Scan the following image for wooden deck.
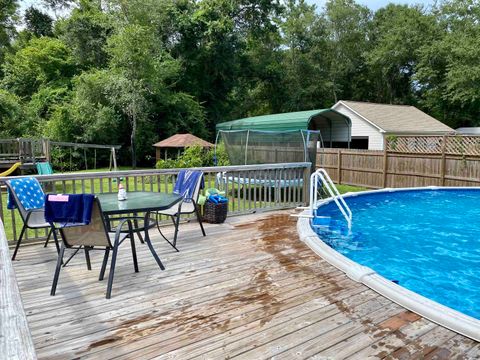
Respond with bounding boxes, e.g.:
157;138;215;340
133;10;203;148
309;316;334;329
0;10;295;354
12;211;480;359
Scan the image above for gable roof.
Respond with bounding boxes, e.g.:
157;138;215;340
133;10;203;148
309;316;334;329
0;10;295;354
153;134;213;148
335;101;454;134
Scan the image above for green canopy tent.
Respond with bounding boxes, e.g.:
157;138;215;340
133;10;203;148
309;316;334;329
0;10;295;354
215;109;352;170
216;108;352;148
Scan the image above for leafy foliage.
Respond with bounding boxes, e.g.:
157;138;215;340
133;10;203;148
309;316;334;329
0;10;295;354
155;144;229;169
24;6;54;37
1;0;479;168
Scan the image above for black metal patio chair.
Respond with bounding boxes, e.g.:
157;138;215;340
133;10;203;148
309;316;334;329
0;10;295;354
50;197;138;299
155;170;206;252
5;178;59;260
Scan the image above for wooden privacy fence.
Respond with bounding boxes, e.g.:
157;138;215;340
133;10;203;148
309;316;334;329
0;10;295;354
0;163;310;244
317;135;480;189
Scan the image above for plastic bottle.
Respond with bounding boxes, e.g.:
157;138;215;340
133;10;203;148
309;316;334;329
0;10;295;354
118;183;127;201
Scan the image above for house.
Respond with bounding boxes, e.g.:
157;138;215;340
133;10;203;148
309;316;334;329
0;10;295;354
332;101;455;150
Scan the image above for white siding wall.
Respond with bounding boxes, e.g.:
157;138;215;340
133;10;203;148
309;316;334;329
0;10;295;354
332;103;385;150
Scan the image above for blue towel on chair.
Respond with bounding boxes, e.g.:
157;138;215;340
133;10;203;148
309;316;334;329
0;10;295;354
173;170;204;202
44;194;95;225
7;177;45;210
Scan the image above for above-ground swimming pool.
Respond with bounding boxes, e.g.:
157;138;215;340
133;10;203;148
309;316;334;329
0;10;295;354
313;188;480;320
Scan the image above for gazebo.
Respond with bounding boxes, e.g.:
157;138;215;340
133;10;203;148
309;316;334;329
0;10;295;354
153;133;214;161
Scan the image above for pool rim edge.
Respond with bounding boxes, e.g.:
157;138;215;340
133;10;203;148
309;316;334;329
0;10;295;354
297;185;480;343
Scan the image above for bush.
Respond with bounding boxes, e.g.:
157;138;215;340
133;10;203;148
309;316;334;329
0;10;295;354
155;143;230;169
211;142;230;166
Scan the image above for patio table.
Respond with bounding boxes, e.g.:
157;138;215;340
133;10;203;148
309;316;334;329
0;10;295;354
97;191;182;270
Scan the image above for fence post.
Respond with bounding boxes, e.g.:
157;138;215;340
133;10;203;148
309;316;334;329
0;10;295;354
17;138;23;162
383;135;388;188
337;149;342;184
303;165;310;206
440;135;447;186
43;138;51;162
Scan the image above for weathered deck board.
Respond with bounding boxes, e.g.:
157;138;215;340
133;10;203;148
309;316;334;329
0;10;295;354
11;211;479;359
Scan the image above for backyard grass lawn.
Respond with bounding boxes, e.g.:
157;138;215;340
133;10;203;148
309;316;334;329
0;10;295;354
336;184;367;194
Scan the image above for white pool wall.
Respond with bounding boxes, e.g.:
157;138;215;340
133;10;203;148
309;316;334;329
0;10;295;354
297;186;480;342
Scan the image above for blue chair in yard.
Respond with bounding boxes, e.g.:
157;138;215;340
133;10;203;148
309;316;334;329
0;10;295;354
155;170;206;251
6;177;59;260
46;194;138;299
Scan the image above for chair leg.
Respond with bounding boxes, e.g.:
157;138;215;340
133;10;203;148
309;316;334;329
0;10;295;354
50;244;66;296
44;227;53;247
11;224;26;260
133;213;144;244
52;228;61;255
106;242;120;299
144;213;166;270
130;232;139;273
171;213;181;250
84;247;92;271
156;214;180;252
194;202;206;237
99;249;110;281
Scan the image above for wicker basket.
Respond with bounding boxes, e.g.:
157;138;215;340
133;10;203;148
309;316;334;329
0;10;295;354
203;201;228;223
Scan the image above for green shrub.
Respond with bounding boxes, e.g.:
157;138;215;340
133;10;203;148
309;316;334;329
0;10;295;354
210;142;230;166
155;143;230;169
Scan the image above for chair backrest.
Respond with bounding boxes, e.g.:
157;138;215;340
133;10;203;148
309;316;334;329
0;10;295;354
192;173;203;202
5;178;45;221
173;170;204;202
59;198;111;248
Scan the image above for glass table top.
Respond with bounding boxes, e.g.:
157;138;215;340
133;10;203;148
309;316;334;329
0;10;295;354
97;192;182;214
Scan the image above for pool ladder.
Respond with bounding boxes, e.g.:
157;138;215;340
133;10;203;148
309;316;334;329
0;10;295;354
309;169;352;229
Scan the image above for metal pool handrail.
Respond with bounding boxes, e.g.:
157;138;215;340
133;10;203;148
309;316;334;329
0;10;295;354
310;168;352;229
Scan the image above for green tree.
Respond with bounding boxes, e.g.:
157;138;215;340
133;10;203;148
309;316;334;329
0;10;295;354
56;0;112;69
366;4;436;104
0;89;23;136
0;0;18;77
42;0;73;18
324;0;371;102
1;37;75;98
24;6;54;37
278;0;332;111
416;0;480;127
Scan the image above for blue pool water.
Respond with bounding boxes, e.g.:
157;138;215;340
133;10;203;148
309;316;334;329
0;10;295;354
313;189;480;320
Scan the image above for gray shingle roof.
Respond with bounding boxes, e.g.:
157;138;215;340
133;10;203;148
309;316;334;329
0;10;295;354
340;101;454;133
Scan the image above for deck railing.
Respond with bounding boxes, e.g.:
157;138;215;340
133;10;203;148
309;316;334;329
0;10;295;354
0;218;37;359
0;162;311;243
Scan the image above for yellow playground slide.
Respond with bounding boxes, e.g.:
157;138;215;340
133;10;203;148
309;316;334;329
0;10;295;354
0;162;21;177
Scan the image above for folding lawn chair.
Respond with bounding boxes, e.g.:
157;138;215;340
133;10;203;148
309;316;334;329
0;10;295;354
155;170;206;251
6;177;59;260
48;196;138;299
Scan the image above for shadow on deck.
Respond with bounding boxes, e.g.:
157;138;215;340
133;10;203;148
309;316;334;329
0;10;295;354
12;211;480;359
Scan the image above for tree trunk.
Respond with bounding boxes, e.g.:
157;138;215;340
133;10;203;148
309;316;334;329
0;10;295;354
130;113;137;169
